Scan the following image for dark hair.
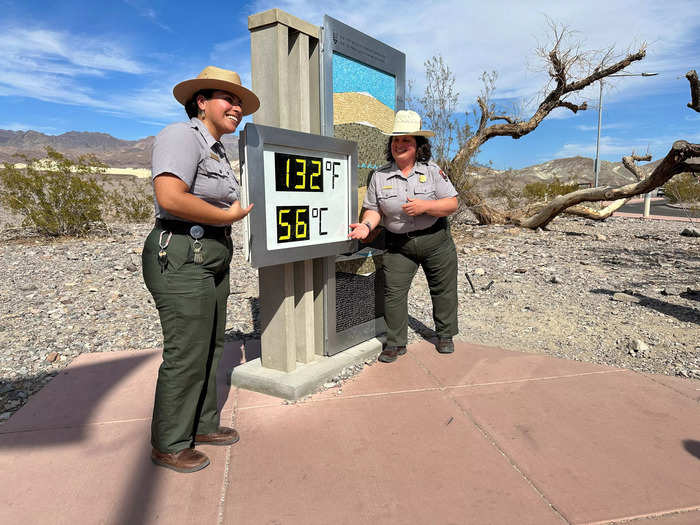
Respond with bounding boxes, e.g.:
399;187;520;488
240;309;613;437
385;135;432;163
185;89;215;119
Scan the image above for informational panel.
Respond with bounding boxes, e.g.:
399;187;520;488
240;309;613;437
240;123;358;268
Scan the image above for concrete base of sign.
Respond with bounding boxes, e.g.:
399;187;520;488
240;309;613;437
229;337;384;400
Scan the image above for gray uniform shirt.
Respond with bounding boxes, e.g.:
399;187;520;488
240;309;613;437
362;160;458;234
151;117;239;224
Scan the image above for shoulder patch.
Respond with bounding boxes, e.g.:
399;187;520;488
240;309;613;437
439;169;448;181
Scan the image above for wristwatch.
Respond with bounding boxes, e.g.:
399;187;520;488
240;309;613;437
362;221;373;231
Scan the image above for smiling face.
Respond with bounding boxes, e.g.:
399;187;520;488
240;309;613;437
198;90;243;140
391;135;418;169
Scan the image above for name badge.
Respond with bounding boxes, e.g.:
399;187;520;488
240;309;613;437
209;152;220;162
382;185;393;190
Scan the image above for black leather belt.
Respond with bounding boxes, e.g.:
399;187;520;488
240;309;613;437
155;218;231;238
386;217;447;241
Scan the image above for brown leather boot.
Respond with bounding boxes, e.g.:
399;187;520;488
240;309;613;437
436;337;454;354
194;426;240;446
378;346;406;363
151;447;210;473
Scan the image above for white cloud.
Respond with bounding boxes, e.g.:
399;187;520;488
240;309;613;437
0;70;103;107
0;26;152;112
0;25;187;122
210;37;253;87
0;28;145;75
107;86;182;122
553;130;700;160
123;0;172;32
576;123;632;132
0;122;59;133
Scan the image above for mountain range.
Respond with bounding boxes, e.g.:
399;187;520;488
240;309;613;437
0;129;239;168
0;129;655;187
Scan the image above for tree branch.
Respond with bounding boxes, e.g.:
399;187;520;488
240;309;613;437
687;70;700;112
621;154;652;181
557;101;588;113
490;114;520;124
677;161;700;173
549;49;567;89
516;141;700;229
476;97;489;134
564;199;630;220
564;49;646;93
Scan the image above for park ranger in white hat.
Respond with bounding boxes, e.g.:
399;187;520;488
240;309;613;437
349;110;460;363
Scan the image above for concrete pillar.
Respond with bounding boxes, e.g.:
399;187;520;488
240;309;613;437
249;9;323;370
643;192;651;218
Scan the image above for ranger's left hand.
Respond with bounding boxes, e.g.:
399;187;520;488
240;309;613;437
401;198;428;216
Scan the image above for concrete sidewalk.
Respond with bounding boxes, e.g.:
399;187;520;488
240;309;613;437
1;340;699;524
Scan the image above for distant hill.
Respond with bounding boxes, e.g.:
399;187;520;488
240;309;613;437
0;128;657;187
502;156;659;188
0;129;239;168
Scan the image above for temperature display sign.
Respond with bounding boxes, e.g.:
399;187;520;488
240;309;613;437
239;124;357;268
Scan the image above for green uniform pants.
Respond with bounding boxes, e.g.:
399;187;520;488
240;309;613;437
142;227;233;453
383;225;458;347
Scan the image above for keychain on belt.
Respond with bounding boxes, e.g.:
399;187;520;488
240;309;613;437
189;225;205;264
158;230;172;273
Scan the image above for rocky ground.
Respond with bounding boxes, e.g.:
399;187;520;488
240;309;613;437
1;214;698;422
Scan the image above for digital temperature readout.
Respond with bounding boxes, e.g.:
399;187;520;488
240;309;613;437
276;205;309;242
274;153;323;192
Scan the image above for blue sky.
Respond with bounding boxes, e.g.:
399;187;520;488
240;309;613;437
1;0;698;169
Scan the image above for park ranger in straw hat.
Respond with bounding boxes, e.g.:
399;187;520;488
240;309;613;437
350;110;460;363
143;66;259;473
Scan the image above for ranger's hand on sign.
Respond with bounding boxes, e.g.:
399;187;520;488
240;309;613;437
348;209;380;240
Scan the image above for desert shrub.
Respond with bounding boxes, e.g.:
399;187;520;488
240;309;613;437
663;173;700;204
0;148;107;236
107;182;153;223
488;169;522;208
523;177;579;202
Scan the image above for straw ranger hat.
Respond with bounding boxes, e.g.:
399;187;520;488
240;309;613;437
173;66;260;116
382;110;434;137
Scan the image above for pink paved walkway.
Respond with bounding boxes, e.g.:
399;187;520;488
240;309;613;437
1;341;699;525
613;211;694;221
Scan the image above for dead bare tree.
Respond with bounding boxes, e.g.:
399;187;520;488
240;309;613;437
443;22;653;225
413;22;699;228
687;70;700;112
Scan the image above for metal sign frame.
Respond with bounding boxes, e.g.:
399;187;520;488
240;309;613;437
239;123;358;268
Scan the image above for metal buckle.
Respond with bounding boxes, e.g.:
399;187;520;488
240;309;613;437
189;225;204;239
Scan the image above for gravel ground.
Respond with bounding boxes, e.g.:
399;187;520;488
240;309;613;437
1;214;698;422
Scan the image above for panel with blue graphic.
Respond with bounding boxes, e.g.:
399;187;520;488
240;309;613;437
332;53;396;110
